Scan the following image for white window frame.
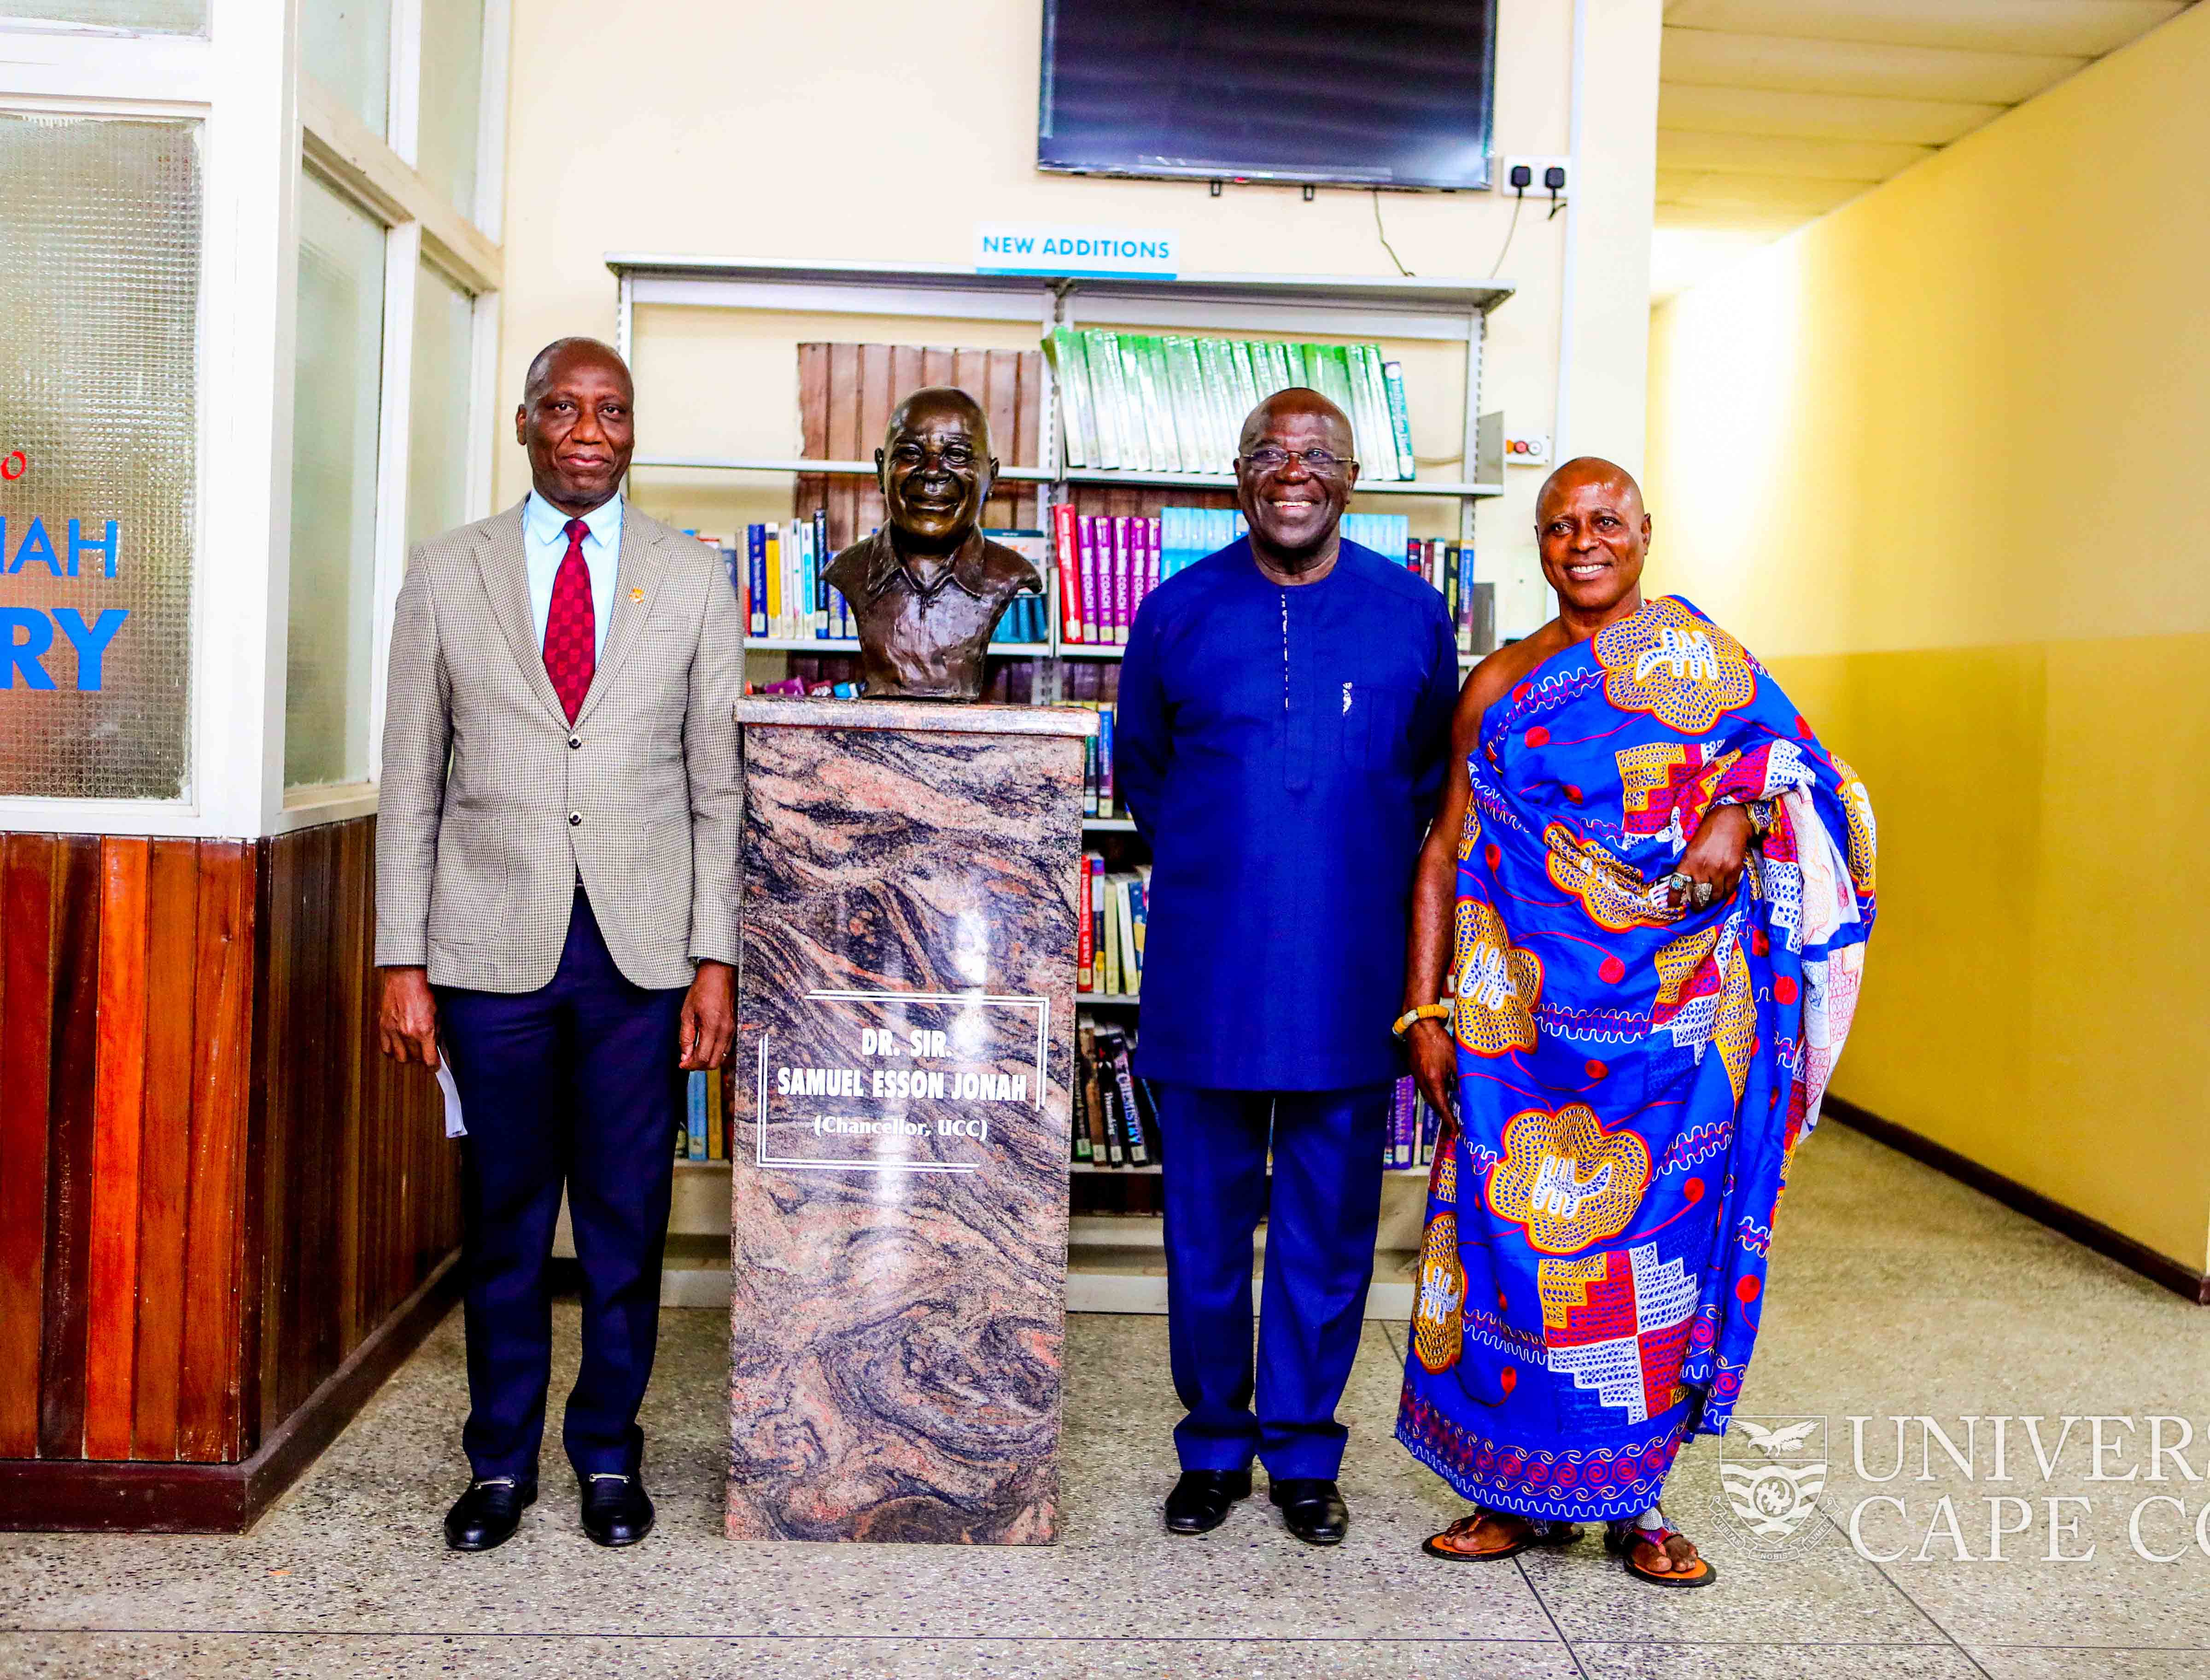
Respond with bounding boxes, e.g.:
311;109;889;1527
0;0;506;840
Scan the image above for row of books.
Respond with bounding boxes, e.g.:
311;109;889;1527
1073;699;1117;818
710;521;1056;646
1043;328;1421;480
1051;507;1413;646
1079;854;1148;996
1405;538;1500;656
677;1067;729;1161
1071;1015;1161;1167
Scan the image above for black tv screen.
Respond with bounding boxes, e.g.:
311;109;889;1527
1037;0;1499;192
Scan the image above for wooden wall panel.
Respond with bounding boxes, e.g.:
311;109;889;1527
132;839;202;1460
177;840;252;1462
39;834;100;1459
83;838;151;1459
0;817;455;1490
0;834;56;1457
254;819;453;1442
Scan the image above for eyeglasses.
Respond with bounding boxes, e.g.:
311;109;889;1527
1240;445;1352;475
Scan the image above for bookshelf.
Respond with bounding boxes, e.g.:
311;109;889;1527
610;256;1512;1311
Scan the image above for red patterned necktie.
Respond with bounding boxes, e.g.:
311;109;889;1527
543;517;596;723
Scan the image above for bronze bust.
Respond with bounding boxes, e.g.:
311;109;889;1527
821;386;1044;701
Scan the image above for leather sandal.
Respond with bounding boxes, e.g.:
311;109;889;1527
1605;1516;1719;1587
1422;1508;1580;1562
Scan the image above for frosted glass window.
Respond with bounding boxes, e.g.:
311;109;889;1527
415;0;487;218
407;265;475;548
301;0;393;139
1;0;206;29
0;114;201;802
286;171;386;790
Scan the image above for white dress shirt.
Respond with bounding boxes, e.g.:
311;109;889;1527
522;490;623;665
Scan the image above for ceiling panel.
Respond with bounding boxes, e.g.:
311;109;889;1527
1655;170;1869;216
1658;83;2004;145
1663;0;2185;58
1658;129;1935;180
1662;29;2087;103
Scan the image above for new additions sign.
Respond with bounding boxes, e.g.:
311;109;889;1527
973;223;1178;279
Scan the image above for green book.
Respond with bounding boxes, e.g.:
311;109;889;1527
1259;340;1293;397
1083;329;1127;471
1168;336;1215;473
1228;339;1262;421
1044;328;1093;470
1194;337;1236;472
1381;358;1419;480
1115;333;1152;471
1352;344;1396;477
1310;344;1357;420
1137;335;1179;471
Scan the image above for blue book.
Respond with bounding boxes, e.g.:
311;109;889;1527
745;524;767;637
686;1071;707;1161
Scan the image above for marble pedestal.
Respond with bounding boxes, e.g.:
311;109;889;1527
727;697;1095;1545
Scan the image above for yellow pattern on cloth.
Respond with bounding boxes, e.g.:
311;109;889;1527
1412;1213;1466;1373
1486;1103;1650;1254
1594;597;1758;734
1545;823;1672;932
1538;1254;1612;1331
1453;898;1542;1056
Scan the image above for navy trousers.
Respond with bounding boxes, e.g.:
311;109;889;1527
1157;1082;1392;1481
435;888;686;1482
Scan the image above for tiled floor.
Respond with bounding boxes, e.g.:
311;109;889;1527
5;1125;2207;1679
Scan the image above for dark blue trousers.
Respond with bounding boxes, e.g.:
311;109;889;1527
1157;1082;1392;1481
435;889;686;1483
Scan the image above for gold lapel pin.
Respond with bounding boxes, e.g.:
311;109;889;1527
629;587;644;603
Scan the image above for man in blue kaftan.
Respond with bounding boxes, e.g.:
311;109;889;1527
1116;389;1459;1546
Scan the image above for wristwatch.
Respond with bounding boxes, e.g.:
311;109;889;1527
1392;1001;1452;1038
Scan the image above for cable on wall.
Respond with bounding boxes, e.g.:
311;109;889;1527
1371;189;1414;277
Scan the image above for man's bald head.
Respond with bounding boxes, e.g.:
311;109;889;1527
1536;456;1644;526
523;336;631;405
1237;386;1353;457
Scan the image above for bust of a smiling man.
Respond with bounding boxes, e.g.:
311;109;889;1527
821;386;1043;701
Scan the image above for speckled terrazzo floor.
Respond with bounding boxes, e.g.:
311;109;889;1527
4;1125;2207;1680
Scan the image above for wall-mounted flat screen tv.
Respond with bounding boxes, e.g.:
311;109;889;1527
1037;0;1500;192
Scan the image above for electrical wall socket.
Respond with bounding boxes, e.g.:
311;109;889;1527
1501;156;1571;200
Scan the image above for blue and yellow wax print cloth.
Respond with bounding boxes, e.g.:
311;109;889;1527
1396;596;1876;1522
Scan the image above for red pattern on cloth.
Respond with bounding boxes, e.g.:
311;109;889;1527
544;517;596;722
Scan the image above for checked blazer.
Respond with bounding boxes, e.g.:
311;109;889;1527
374;497;744;992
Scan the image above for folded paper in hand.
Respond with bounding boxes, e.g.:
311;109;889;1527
436;1060;466;1139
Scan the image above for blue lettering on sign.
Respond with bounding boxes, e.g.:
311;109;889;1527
9;516;61;577
0;608;56;690
69;519;119;578
53;608;129;690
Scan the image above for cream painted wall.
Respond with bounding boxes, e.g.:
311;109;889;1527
1646;7;2210;1271
494;0;1661;637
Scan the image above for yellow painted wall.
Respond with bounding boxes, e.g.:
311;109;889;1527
1646;8;2210;1272
494;0;1661;637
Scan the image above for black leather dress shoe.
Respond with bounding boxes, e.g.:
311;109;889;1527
1164;1468;1252;1534
1270;1477;1350;1546
444;1478;536;1552
579;1472;655;1547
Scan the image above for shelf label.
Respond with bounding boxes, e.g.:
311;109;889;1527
751;987;1048;1175
975;223;1178;279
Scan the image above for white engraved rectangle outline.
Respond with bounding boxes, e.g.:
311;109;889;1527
753;987;1050;1176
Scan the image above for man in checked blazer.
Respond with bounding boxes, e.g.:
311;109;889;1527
374;337;743;1553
